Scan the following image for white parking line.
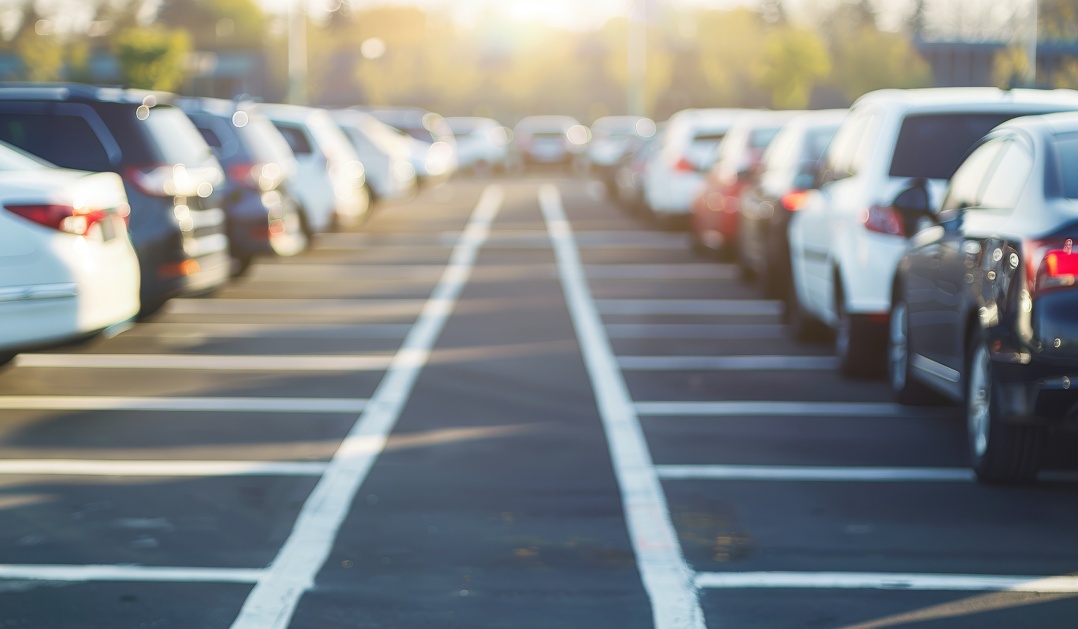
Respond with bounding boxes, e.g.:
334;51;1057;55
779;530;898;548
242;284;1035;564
540;184;704;628
15;354;394;371
605;323;787;340
0;460;328;477
125;322;412;340
655;465;975;482
586;264;738;280
618;355;838;371
694;572;1078;592
231;184;505;629
597;299;782;316
635;401;928;417
0;396;367;413
0;565;264;583
165;298;425;316
246;264;445;281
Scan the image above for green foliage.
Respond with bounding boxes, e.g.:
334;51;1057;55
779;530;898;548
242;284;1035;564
155;0;265;50
829;26;932;101
113;27;190;91
753;27;831;109
16;31;64;81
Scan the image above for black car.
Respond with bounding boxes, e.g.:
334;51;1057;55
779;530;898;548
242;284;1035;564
737;110;845;297
0;84;230;314
889;112;1078;482
180;98;309;272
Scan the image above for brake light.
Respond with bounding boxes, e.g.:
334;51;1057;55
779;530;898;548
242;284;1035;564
1025;238;1078;294
227;162;283;192
780;190;810;211
674;157;696;173
6;204;110;237
123;164;178;197
860;204;904;236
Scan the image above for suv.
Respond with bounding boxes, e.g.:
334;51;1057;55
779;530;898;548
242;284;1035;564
0;84;230;314
180;98;309;271
787;88;1078;376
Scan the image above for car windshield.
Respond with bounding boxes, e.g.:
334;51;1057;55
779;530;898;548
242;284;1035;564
889;112;1026;180
1056;135;1078;199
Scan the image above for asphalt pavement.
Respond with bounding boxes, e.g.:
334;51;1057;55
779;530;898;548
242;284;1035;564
2;174;1078;628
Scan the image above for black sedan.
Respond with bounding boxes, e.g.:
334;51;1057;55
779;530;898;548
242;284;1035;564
889;112;1078;483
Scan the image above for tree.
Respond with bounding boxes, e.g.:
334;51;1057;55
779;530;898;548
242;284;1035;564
113;27;190;91
752;26;830;108
155;0;264;50
829;26;932;101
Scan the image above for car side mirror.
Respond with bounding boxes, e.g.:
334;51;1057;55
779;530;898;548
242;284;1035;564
892;177;932;236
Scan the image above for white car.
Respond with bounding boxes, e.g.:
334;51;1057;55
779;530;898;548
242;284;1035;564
332;109;418;203
0;144;140;364
788;87;1078;375
445;116;510;172
255;103;370;232
512;115;589;168
643;108;753;224
365;107;457;184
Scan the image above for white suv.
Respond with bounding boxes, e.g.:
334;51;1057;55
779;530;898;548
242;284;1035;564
787;88;1078;376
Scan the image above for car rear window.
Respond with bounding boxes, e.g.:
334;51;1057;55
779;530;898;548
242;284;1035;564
889;113;1024;180
139;106;214;165
749;127;780;149
804;125;839;161
236;116;295;165
273;123;313;156
1055;136;1078;199
0;112;111;172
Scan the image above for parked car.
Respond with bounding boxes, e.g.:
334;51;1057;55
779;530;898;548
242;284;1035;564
364;107;457;184
690;110;797;257
889;112;1078;482
445;116;510;174
0;141;140;364
737;110;846;297
787;88;1078;375
0;84;231;314
643;108;753;227
588;115;656;195
255;103;370;232
332;109;418;202
614;129;664;213
512;115;589;169
180;98;309;271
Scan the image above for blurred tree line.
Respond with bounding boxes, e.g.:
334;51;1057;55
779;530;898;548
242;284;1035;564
0;0;1076;122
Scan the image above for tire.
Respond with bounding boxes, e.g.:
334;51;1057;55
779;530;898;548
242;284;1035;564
888;297;944;405
0;352;15;367
269;203;310;258
966;332;1045;483
835;295;885;378
688;227;710;256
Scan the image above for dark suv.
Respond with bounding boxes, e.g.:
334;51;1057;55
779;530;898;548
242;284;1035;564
0;84;230;314
179;97;309;272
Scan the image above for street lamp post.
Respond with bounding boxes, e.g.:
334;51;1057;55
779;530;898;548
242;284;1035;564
628;0;646;116
1025;0;1038;86
288;0;308;105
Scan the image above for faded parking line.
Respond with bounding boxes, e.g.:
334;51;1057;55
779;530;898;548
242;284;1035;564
0;396;367;413
15;353;394;371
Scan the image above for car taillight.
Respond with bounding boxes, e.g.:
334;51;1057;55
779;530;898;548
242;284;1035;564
123;164;176;197
780;190;810;211
227;162;283;192
860;204;904;236
5;204;111;237
1025;238;1078;294
674;157;696;173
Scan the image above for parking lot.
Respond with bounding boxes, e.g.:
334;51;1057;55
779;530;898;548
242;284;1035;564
2;173;1078;628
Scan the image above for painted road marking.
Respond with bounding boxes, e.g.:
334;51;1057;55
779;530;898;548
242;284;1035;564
0;396;367;413
540;184;704;629
0;565;263;583
231;184;505;629
605;323;787;340
694;572;1078;592
0;460;327;477
15;354;394;371
246;264;445;282
597;299;782;316
165;298;425;316
618;355;838;371
585;264;738;280
657;465;1078;482
635;401;934;417
125;322;412;340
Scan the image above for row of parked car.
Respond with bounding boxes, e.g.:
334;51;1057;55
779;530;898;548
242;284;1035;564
605;88;1078;483
0;83;524;366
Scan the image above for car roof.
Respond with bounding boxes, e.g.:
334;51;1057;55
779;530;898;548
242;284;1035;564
854;87;1078;111
1003;111;1078;136
0;82;175;106
514;115;580;130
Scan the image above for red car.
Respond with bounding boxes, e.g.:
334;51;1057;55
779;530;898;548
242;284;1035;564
690;111;797;258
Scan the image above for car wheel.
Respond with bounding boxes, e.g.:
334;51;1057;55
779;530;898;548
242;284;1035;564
835;295;884;378
888;297;942;405
786;281;828;341
0;352;15;367
966;332;1044;483
270;203;310;258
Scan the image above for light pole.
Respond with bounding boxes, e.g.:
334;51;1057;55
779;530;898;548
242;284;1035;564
628;0;646;116
287;0;308;105
1025;0;1038;86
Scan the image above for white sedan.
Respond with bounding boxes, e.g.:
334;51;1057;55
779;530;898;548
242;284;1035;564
0;144;140;364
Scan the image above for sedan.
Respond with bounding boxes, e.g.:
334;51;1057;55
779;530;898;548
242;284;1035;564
889;112;1078;482
0;143;139;364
